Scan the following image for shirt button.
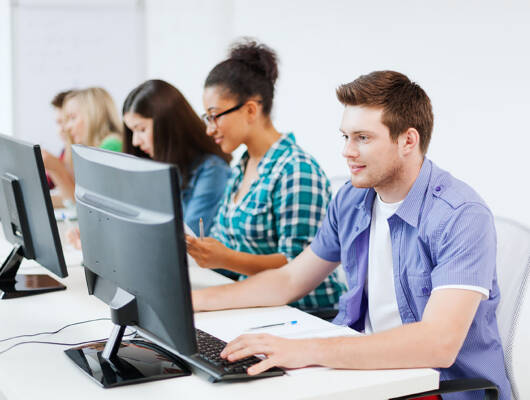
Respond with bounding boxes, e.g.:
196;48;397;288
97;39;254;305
435;186;441;192
355;226;359;232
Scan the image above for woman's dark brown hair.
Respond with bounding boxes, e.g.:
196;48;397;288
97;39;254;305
122;79;231;188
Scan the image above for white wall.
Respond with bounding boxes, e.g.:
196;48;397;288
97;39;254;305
0;0;12;135
11;0;146;154
146;0;530;226
145;0;234;113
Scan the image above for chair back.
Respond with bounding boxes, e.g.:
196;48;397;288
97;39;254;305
494;216;530;400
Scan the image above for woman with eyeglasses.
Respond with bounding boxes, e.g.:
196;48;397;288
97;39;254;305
186;40;346;312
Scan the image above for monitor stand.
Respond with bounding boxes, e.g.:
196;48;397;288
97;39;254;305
64;324;191;388
0;244;66;299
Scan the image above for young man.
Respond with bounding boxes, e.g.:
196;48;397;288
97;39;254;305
192;71;510;400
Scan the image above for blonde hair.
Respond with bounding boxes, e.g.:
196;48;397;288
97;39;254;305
65;87;122;147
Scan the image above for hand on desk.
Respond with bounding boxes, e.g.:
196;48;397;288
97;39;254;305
220;334;313;375
185;235;231;269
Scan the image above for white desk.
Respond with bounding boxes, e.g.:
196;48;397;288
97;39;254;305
0;232;439;400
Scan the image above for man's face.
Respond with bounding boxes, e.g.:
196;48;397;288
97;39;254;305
340;106;403;190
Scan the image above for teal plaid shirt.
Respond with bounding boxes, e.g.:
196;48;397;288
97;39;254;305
210;133;346;310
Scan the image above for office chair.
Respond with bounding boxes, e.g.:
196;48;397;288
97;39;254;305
391;216;530;400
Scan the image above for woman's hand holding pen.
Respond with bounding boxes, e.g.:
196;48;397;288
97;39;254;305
185;235;232;269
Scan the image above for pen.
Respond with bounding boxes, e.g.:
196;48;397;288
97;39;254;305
248;320;298;330
199;218;204;240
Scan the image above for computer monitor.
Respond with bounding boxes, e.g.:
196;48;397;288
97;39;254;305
0;133;68;299
65;145;193;387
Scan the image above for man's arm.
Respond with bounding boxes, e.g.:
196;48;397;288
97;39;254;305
192;246;339;311
221;288;483;375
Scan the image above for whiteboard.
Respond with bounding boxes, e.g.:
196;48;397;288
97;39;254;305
12;0;146;153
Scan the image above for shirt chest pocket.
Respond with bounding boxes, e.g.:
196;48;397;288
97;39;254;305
406;274;433;320
407;274;433;297
237;201;273;240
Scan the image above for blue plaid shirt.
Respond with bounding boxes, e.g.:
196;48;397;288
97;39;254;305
311;158;510;400
210;133;346;310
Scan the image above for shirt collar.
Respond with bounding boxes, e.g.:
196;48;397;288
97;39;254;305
260;132;295;175
236;132;296;177
394;158;432;228
357;158;432;228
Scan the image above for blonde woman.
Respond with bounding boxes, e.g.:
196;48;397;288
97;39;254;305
42;87;123;206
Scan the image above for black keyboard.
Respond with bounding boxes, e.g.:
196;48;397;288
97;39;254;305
194;328;285;381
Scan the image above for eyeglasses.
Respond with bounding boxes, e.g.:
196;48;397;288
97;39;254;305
201;103;244;127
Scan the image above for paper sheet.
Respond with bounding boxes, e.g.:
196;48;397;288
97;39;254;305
196;306;361;343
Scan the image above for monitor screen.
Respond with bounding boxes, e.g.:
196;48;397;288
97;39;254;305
66;144;194;387
0;133;67;299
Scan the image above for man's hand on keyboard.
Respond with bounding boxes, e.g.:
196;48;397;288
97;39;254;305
220;334;313;375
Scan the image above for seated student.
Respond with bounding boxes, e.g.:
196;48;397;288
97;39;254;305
45;90;74;191
121;79;232;236
67;79;232;248
192;71;511;400
42;87;123;206
186;40;346;311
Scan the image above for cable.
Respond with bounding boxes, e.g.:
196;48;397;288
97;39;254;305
0;329;137;356
0;318;110;343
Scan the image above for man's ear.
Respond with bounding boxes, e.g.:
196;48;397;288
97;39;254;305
398;127;420;157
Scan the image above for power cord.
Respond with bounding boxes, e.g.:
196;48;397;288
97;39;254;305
0;318;137;356
0;317;110;343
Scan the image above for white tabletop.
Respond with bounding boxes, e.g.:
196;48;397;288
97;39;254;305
0;229;439;400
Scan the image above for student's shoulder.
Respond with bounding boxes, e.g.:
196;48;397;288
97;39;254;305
276;137;326;176
424;163;494;233
99;134;122;152
193;154;232;179
430;163;490;212
198;153;230;169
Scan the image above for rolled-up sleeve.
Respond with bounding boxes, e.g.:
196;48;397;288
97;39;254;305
311;192;342;262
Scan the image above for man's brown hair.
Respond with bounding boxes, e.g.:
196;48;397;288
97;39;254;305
50;90;73;108
336;71;433;154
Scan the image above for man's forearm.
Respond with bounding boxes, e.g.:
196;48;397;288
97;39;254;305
309;321;457;370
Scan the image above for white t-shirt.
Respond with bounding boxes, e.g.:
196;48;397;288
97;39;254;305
364;194;489;335
364;194;403;334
